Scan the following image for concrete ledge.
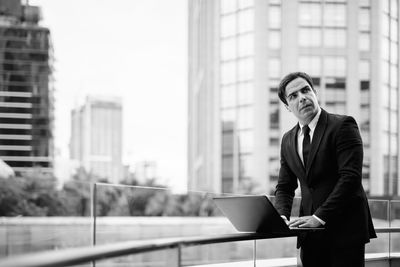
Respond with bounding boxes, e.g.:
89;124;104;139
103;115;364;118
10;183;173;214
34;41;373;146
188;253;400;267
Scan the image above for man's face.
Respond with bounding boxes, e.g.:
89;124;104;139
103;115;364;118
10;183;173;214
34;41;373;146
285;77;320;125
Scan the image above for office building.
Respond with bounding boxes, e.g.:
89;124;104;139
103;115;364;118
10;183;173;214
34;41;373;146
0;0;54;175
70;95;123;183
188;0;399;196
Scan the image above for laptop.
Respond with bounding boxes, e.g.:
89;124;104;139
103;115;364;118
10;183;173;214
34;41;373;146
213;195;323;234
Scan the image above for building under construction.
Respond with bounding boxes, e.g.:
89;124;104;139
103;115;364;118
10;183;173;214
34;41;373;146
0;0;54;175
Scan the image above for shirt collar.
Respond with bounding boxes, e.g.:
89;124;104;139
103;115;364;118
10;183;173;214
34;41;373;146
299;108;321;134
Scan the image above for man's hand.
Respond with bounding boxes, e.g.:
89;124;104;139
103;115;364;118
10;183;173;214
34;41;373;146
288;216;322;228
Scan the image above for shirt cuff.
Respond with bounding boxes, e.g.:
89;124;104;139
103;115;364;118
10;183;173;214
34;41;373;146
280;215;288;221
312;215;326;225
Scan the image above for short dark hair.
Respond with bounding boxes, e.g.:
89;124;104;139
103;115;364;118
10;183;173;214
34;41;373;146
278;72;315;105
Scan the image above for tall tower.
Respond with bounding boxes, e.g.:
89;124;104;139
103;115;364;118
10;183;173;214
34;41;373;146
70;96;123;183
0;0;54;175
188;0;400;196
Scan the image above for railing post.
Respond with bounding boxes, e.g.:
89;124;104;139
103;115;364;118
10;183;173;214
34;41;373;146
253;240;256;267
91;182;97;267
178;244;182;267
388;200;391;260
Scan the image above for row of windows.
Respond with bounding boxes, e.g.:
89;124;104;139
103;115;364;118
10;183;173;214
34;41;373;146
221;33;254;60
221;106;253;130
221;9;254;38
221;82;254;108
299;2;347;27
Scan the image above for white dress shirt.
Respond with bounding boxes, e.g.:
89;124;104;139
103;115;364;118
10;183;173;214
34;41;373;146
297;108;325;226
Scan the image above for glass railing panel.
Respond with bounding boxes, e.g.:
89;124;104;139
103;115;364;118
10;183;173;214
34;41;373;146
181;241;254;266
255;195;299;265
0;177;92;259
366;199;390;257
93;185;233;246
95;248;180;267
390;200;400;256
93;184;246;266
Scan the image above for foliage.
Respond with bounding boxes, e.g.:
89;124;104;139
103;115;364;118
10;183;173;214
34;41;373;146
0;173;220;217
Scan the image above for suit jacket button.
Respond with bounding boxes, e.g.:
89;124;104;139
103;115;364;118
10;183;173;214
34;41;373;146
309;187;314;193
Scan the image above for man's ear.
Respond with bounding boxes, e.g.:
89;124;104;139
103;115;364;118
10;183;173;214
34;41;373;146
284;104;291;112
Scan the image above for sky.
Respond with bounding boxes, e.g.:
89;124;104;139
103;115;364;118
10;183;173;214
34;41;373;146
30;0;188;192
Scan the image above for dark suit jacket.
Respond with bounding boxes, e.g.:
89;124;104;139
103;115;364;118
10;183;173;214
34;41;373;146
275;109;376;248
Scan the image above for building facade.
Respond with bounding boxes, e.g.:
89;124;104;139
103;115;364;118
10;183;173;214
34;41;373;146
70;96;123;183
0;0;54;175
188;0;400;196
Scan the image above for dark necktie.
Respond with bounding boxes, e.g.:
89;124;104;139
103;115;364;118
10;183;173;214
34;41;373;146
302;125;310;168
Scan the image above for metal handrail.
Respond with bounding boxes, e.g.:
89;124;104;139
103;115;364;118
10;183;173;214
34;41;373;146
0;227;399;267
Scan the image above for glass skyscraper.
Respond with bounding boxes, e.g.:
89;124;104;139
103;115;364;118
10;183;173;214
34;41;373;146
0;1;54;175
188;0;400;196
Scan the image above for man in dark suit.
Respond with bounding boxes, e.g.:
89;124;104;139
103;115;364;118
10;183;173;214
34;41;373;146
275;72;376;267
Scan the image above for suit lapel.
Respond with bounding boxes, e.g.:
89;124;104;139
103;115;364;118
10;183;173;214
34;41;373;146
306;109;328;176
288;125;306;179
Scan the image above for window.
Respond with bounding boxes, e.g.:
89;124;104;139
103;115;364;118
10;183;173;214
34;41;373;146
221;84;236;108
222;132;234;155
221;14;236;38
237;106;253;130
222;156;233;178
299;3;321;26
239;154;254;178
324;57;346;77
323;28;346;48
238;9;254;34
269;5;281;29
221;38;236;61
221;0;237;14
324;3;346;27
238;0;254;9
268;58;281;78
359;9;370;31
238;57;254;81
298;28;321;47
238;130;253;153
238;33;254;57
238;82;254;105
359;60;370;80
359;32;370;51
269;30;281;49
299;56;322;76
221;61;236;85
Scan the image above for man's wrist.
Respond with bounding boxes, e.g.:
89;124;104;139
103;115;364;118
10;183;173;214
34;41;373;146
312;214;325;225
